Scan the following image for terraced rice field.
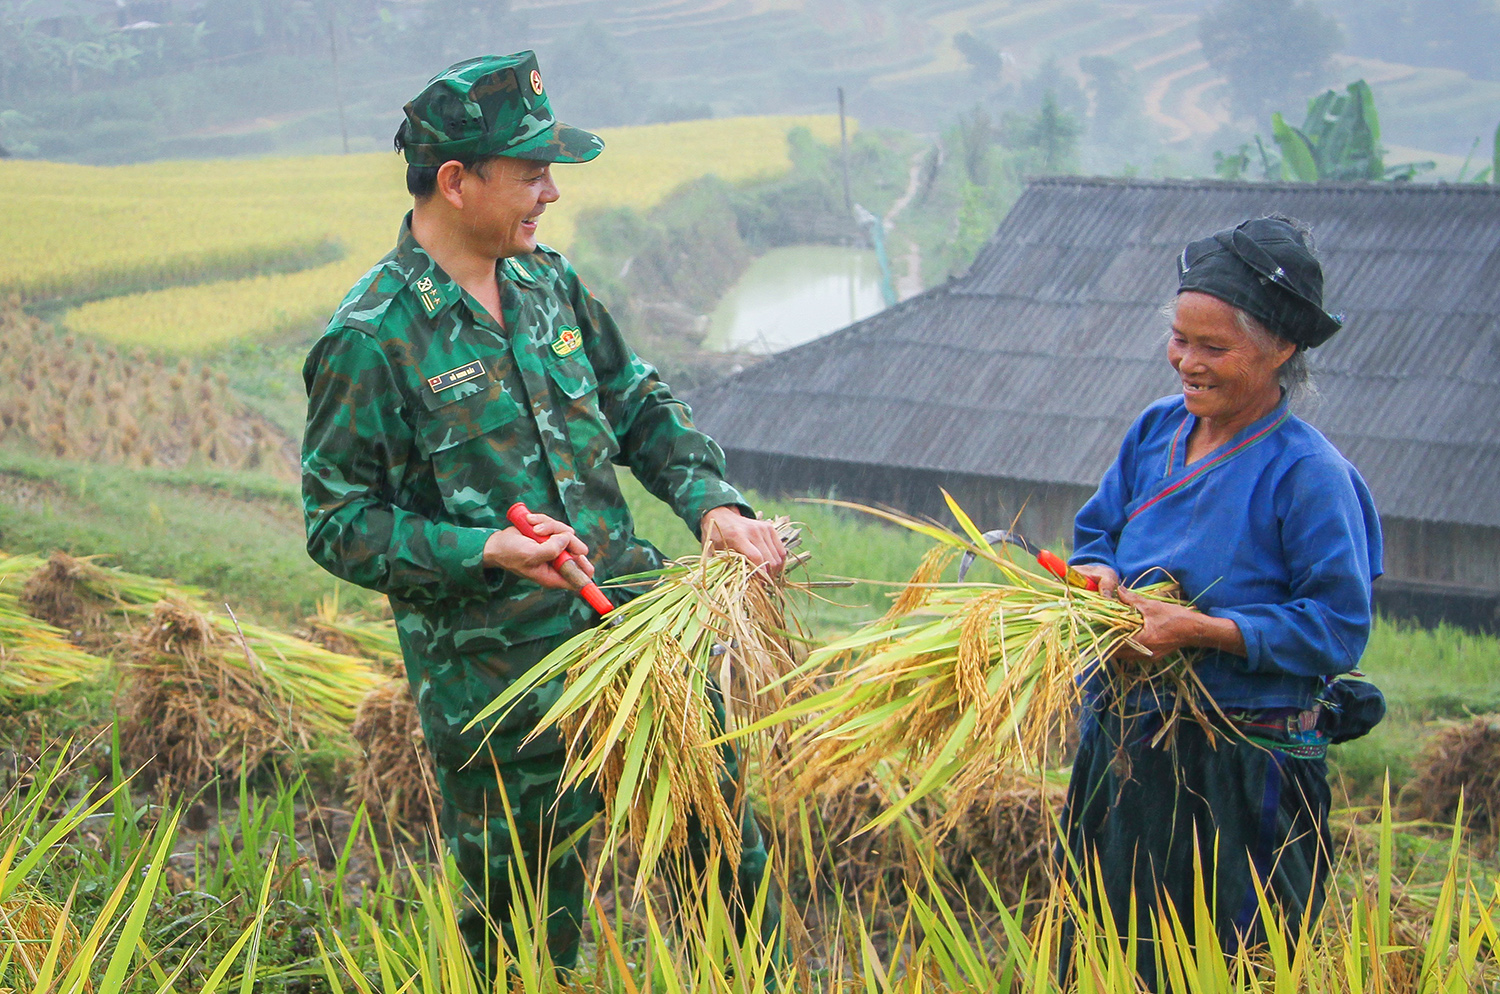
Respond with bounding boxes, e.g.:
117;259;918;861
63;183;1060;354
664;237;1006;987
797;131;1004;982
3;115;841;353
505;0;1494;168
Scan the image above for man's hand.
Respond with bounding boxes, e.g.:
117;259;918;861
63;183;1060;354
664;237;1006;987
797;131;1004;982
483;512;595;589
1115;586;1245;662
701;506;786;573
1071;563;1121;599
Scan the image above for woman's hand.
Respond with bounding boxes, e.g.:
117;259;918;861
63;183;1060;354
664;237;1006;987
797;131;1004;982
1071;563;1121;598
1115;586;1246;662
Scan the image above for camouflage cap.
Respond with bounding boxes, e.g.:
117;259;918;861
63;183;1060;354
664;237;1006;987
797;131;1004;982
399;52;604;166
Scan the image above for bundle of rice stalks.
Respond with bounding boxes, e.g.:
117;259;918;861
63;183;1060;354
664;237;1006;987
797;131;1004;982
471;520;804;892
0;891;90;991
227;617;385;730
302;590;402;667
14;550;192;654
349;669;437;835
0;555;106;697
1;549;203;658
117;599;384;788
1409;715;1500;836
118;599;289;788
752;494;1202;836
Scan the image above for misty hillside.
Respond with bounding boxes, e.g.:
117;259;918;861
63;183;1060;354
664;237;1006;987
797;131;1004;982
1;0;1496;173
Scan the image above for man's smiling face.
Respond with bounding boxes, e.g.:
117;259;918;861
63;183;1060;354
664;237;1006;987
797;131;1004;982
457;156;560;259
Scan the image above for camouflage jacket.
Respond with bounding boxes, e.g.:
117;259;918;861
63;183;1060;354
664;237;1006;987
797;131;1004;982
302;214;748;656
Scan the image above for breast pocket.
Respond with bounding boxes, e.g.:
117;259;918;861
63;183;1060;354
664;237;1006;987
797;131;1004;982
545;351;619;470
415;382;528;523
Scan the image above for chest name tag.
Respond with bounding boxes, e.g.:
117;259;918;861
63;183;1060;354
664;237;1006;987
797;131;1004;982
551;326;583;357
427;359;486;394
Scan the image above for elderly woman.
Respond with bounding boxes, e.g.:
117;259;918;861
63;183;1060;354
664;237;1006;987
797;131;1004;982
1059;216;1383;982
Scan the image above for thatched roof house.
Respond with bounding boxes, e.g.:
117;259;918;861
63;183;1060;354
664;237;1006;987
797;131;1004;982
688;177;1500;629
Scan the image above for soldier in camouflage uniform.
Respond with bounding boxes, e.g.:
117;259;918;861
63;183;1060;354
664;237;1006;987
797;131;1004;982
301;52;785;977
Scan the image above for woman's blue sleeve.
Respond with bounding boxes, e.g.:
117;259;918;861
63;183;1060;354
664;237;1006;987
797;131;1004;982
1070;430;1137;573
1209;457;1383;677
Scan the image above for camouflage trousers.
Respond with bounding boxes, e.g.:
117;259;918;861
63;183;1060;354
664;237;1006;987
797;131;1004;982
403;627;780;978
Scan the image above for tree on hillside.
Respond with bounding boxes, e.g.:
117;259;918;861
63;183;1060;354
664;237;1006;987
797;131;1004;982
1020;57;1087;122
1080;54;1148;159
1025;91;1080;174
958;105;994;185
954;31;1004;85
1199;0;1343;123
408;0;515;66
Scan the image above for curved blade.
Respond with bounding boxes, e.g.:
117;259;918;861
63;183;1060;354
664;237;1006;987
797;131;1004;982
957;529;1038;581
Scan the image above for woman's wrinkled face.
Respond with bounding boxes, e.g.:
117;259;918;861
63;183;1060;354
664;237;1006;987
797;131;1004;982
1168;292;1293;423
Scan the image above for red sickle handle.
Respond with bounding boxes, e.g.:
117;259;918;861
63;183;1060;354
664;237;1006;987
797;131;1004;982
505;502;613;616
1036;550;1100;592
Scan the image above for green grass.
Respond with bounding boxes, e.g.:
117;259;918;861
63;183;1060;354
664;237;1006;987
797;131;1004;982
1328;617;1500;803
0;442;936;630
6;734;1498;993
0;448;374;624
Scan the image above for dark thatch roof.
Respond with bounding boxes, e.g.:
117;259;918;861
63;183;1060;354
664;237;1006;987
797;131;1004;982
688;177;1500;530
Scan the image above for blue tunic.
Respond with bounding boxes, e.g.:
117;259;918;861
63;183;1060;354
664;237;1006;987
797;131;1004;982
1071;394;1384;711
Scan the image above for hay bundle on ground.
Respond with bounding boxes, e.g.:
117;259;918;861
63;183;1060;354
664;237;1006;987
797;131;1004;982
473;521;804;892
18;551;100;634
4;549;200;658
350;669;436;834
16;550;191;657
0;554;106;697
1409;715;1500;835
300;589;401;667
117;598;384;789
117;599;288;790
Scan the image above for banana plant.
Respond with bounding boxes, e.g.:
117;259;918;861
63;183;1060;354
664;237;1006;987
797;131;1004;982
1224;80;1437;183
1271;80;1435;182
1456;120;1499;183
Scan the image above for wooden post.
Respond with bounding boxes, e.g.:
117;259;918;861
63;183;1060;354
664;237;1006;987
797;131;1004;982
838;87;853;216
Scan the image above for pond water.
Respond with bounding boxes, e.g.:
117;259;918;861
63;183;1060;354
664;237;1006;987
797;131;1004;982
704;245;885;354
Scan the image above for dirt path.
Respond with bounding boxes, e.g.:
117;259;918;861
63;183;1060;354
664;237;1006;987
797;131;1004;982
886;149;927;300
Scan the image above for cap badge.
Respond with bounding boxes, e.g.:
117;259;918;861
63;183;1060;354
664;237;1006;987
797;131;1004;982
551;326;582;357
530;69;544;95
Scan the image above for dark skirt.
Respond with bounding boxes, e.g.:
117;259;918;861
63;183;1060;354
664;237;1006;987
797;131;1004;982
1057;704;1333;988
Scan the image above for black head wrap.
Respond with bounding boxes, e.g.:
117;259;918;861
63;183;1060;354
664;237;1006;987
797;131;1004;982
1177;216;1344;349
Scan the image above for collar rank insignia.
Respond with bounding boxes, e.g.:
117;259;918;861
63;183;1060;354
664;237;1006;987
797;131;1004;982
427;359;485;393
505;257;537;287
551;326;583;357
414;274;446;317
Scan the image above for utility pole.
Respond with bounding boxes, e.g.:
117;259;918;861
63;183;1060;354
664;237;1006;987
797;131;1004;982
838;87;853;216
